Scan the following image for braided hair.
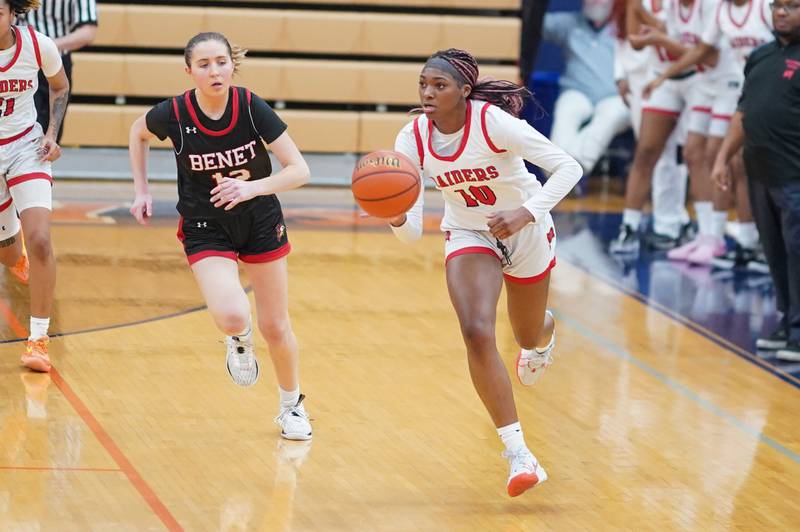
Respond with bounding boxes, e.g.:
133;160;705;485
184;32;247;76
6;0;40;14
422;48;532;117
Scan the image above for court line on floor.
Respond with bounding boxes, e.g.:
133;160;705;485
563;259;800;390
0;298;183;531
0;466;122;472
553;308;800;466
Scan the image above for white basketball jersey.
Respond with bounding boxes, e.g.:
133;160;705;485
704;0;773;78
0;26;43;140
409;100;546;232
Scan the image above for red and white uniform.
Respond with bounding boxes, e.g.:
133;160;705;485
0;25;62;239
645;0;718;135
702;0;772;136
392;100;582;282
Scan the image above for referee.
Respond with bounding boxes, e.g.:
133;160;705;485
20;0;98;142
711;0;800;362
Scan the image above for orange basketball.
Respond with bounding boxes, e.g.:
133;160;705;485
351;150;421;218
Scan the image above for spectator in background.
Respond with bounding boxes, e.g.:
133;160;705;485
543;0;630;175
20;0;97;142
519;0;550;85
710;0;800;361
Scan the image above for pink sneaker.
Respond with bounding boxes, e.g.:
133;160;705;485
667;236;702;261
686;236;726;265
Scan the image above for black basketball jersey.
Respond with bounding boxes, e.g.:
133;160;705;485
146;87;287;218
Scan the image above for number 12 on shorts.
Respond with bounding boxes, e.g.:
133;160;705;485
456;185;496;207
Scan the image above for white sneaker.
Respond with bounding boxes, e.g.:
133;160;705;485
503;447;547;497
275;394;312;441
225;334;259;387
516;311;555;386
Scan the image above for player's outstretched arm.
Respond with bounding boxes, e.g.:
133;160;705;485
128;114;155;225
39;68;69;162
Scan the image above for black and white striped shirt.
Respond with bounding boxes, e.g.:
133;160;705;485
20;0;97;40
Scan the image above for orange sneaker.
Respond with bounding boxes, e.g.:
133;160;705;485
9;248;29;284
21;336;51;373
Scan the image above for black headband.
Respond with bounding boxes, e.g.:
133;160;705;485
423;57;469;86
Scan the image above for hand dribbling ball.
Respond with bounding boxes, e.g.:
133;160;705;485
351;150;421;218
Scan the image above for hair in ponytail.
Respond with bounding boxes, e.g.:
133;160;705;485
422;48;533;117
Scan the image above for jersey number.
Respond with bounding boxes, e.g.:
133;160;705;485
211;169;251;183
456;186;496;207
0;97;16;117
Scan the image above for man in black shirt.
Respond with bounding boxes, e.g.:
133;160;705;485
711;0;800;361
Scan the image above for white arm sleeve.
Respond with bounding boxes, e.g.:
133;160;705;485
390;122;425;243
613;39;626;82
486;107;583;223
38;33;63;78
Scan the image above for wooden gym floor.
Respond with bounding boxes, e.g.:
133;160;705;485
1;183;798;530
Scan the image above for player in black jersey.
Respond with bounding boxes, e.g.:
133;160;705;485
128;32;312;441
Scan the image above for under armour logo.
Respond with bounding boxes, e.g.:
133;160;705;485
186;126;197;134
196;221;207;228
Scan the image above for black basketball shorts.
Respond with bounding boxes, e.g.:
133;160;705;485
177;206;290;266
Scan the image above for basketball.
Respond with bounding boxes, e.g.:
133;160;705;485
351;150;421;218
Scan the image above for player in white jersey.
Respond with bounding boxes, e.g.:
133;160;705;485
0;0;69;372
646;0;773;266
388;49;582;497
611;0;720;256
612;0;692;251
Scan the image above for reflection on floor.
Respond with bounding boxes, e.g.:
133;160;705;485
554;210;795;380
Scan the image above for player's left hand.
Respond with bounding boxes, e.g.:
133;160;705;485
210;177;258;210
487;208;535;240
38;135;61;162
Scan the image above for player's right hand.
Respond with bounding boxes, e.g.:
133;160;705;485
130;193;153;225
642;76;664;100
388;214;407;227
711;161;732;192
616;79;631;107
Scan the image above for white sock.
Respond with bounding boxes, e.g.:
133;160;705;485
738;222;759;249
694;201;712;236
232;323;252;342
622;209;642;230
29;317;49;340
711;211;728;239
497;421;526;453
279;386;301;409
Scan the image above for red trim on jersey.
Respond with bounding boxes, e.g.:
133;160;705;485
240;242;291;264
503;257;557;284
642;107;681;117
711;113;732;121
184;87;240;137
729;0;753;29
246;89;252;105
650;0;662;14
0;27;22;73
7;172;51;187
176;217;185;242
171;97;180;121
691;106;712;113
445;245;500;263
428;99;472;162
0;124;33;145
0;197;12;212
678;0;696;23
759;0;769;26
480;103;506;154
27;26;41;69
186;250;238;266
412;117;424;167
